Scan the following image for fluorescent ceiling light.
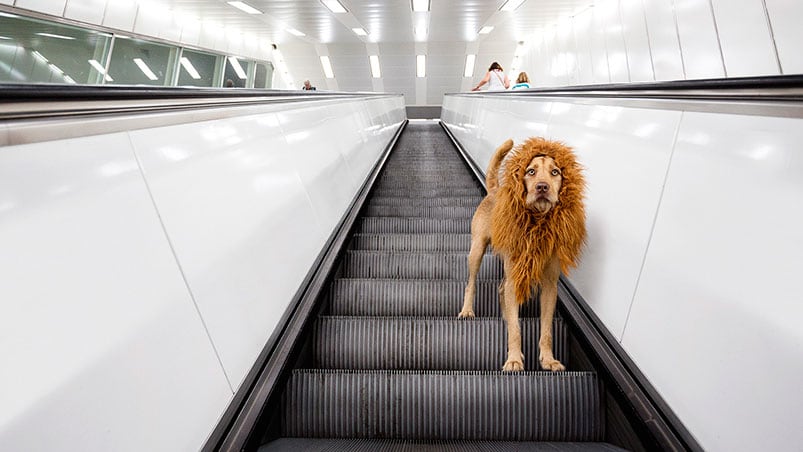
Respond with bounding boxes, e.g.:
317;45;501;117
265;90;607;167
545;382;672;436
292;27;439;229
464;54;476;77
228;56;247;79
500;0;525;11
0;12;20;18
414;25;427;39
133;58;158;81
36;32;75;40
321;0;347;13
32;51;48;64
287;28;305;36
416;54;425;78
180;57;201;79
478;26;494;34
320;55;334;78
369;55;381;78
0;36;11;40
48;63;63;74
352;27;368;36
227;1;262;14
411;0;430;12
88;59;113;81
64;75;76;84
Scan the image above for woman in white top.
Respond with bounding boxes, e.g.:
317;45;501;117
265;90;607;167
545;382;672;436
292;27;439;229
471;61;510;91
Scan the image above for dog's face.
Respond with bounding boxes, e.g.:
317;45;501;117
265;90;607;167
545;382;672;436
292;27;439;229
523;155;562;213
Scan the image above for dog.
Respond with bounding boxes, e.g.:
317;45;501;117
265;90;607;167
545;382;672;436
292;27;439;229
458;137;586;372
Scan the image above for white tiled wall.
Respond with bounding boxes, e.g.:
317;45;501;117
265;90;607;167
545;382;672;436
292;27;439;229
521;0;793;87
442;92;803;452
0;95;406;450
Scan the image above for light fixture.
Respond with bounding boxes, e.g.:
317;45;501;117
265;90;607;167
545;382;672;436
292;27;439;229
369;55;381;78
320;56;334;78
414;25;427;39
180;57;201;79
64;75;76;84
227;1;263;14
411;0;430;12
352;27;368;36
0;36;11;40
478;26;494;34
321;0;347;13
287;28;305;37
36;32;75;40
464;54;476;77
0;12;20;18
133;58;158;81
228;56;247;79
416;54;425;77
500;0;525;11
88;59;113;81
32;51;49;64
48;63;63;74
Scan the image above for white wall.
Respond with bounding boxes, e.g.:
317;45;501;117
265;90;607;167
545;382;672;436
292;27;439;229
442;94;803;452
521;0;797;87
0;95;406;451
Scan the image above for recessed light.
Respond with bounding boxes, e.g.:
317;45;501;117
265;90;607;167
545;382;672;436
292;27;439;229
416;55;426;77
133;58;159;81
36;32;75;40
464;54;476;77
352;28;368;36
227;1;262;14
479;26;494;34
369;55;381;78
320;56;334;78
180;57;202;79
321;0;347;13
228;56;247;79
287;28;305;36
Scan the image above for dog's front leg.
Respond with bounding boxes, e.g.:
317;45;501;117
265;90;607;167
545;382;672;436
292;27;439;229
538;258;565;371
501;259;524;372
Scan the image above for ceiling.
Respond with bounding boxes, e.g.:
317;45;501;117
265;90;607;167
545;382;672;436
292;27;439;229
157;0;593;103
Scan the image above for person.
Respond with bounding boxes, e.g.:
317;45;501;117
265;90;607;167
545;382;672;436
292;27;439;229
302;80;316;91
471;62;509;91
511;72;530;90
224;79;234;87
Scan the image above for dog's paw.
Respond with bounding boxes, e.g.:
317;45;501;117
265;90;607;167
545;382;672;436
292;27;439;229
502;355;524;372
539;357;566;372
457;310;475;319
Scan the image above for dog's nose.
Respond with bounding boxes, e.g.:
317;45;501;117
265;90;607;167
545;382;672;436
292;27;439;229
536;182;549;193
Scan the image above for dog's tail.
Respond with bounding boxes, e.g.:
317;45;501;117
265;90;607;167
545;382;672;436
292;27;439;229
485;139;514;192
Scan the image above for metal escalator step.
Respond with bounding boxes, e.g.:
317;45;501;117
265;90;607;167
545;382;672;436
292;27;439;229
259;438;629;452
357;218;470;234
281;369;604;441
350;234;472;252
312;316;567;370
372;187;483;197
362;205;477;218
329;279;540;317
340;251;501;280
367;196;482;207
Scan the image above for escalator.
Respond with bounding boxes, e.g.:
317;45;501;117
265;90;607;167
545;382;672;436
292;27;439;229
242;122;660;451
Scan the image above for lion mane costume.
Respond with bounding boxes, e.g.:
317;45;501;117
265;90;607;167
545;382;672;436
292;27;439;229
490;137;587;302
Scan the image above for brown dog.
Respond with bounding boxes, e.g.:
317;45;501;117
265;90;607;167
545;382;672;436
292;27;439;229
459;137;586;371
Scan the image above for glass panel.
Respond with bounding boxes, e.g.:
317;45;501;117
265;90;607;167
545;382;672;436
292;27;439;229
253;61;273;88
177;49;220;87
223;56;248;88
107;36;176;86
0;12;112;84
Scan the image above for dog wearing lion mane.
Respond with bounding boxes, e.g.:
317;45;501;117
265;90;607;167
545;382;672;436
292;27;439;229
459;137;586;372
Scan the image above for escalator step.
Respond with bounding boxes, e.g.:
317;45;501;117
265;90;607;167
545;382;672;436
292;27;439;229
328;279;541;317
349;233;472;252
340;251;502;279
281;370;604;441
357;217;471;234
361;205;477;218
312;316;567;370
372;187;483;197
367;196;482;207
259;438;628;452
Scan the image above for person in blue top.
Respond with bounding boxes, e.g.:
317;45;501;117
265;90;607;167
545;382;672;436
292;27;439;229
511;72;530;90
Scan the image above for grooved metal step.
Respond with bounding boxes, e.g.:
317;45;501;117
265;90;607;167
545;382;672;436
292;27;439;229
260;438;629;451
340;251;502;280
350;234;472;252
281;370;604;441
328;279;540;317
372;187;483;197
312;316;567;370
357;217;471;234
367;196;483;207
362;205;477;218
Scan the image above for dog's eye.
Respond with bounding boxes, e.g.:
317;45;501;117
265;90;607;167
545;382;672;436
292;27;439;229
526;169;535;175
551;169;561;176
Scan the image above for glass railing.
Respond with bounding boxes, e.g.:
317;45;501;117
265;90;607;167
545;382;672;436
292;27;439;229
0;10;273;88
